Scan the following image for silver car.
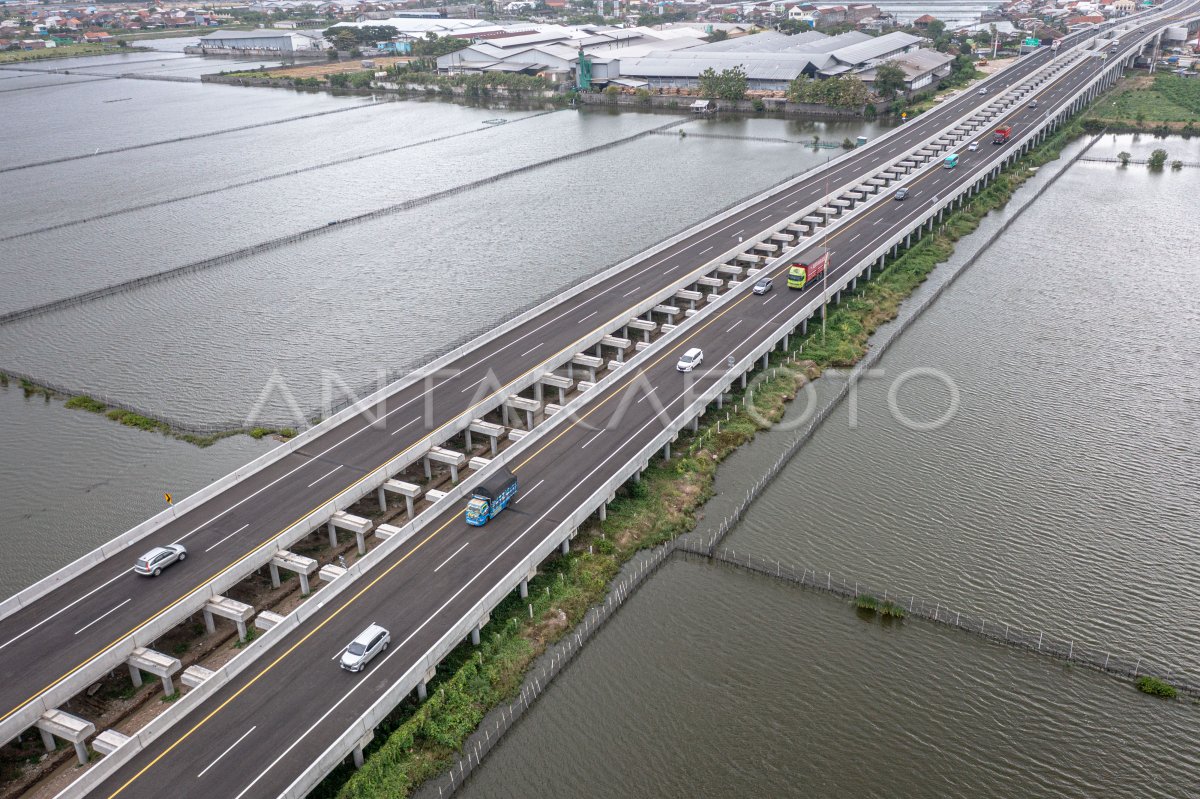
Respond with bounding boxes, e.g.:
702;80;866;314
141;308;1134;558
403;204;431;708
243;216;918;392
753;277;774;295
134;544;187;577
340;623;390;672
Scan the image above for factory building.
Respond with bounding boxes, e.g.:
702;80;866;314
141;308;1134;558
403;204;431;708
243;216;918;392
196;29;328;54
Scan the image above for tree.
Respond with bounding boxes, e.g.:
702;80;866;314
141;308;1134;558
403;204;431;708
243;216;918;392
1171;159;1183;170
788;74;870;108
698;65;748;100
1147;148;1168;169
1117;151;1132;166
873;62;907;97
705;29;729;42
411;32;468;58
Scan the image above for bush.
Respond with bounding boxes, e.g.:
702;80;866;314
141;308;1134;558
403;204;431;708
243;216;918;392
64;395;107;413
635;87;651;105
1136;676;1177;699
604;84;620;96
1147;148;1168;170
855;594;879;612
751;97;765;112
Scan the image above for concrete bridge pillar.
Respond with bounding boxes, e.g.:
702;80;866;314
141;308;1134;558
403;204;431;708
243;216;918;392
560;537;570;556
760;353;769;370
690;415;699;432
352;731;374;769
416;667;435;702
801;318;808;335
740;371;748;389
662;441;671;460
470;625;482;646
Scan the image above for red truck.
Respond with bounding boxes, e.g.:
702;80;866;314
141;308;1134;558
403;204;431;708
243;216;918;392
993;125;1013;145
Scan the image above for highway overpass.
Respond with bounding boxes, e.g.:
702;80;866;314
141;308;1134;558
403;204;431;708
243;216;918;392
2;2;1196;795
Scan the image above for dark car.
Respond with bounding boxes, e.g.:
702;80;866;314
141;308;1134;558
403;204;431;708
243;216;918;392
894;187;909;201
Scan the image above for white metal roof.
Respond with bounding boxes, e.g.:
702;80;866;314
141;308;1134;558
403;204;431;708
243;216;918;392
827;31;920;65
200;29;298;39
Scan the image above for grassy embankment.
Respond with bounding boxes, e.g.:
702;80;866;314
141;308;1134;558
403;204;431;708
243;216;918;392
312;119;1093;799
0;372;294;446
1083;73;1200;133
0;43;147;63
114;26;254;42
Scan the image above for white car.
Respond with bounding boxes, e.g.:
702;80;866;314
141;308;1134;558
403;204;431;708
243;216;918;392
340;623;390;672
968;142;979;151
134;544;187;577
978;87;987;95
676;347;703;372
753;277;774;295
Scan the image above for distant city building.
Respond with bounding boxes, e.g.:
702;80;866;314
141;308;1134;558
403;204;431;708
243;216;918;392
196;29;329;53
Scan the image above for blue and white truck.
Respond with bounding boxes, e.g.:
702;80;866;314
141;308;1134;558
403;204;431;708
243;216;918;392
465;470;519;526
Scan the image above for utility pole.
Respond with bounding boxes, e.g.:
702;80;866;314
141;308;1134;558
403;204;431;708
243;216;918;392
821;157;830;342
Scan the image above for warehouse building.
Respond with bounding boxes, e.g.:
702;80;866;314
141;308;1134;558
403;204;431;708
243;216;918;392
858;48;955;92
616;30;924;91
196;29;328;54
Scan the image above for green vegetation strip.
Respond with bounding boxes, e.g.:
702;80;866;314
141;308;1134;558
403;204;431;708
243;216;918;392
0;44;145;64
1084;74;1200;133
1;375;296;446
316;119;1091;798
1136;675;1178;699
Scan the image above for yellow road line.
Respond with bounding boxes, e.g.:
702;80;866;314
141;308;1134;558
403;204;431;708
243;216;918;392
105;513;459;799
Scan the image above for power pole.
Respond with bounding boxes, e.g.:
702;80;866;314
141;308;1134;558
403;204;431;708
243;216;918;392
821;158;830;342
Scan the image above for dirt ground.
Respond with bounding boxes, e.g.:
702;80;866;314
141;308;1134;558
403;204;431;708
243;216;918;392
264;56;411;79
975;56;1019;76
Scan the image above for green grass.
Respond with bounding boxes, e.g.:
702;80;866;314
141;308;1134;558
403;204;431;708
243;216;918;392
64;394;108;413
855;595;907;619
1086;74;1200;128
1136;675;1178;699
0;43;144;63
105;408;169;434
6;376;300;447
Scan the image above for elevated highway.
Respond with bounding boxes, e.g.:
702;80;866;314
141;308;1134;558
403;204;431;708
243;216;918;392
0;14;1118;747
37;3;1200;795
